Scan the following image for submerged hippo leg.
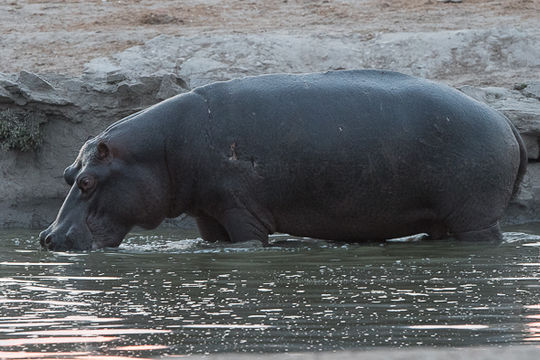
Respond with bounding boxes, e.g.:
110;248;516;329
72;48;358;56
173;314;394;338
452;222;503;242
426;223;450;241
196;215;231;242
221;208;269;245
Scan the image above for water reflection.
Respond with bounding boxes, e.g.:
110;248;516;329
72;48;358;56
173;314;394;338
0;352;90;358
407;324;489;330
0;225;538;357
181;324;274;329
0;262;73;266
113;345;169;350
0;336;118;346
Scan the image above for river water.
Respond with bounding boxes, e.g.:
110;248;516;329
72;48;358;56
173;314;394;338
0;224;539;359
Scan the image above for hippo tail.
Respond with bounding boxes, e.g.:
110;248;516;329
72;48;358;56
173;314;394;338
507;117;527;200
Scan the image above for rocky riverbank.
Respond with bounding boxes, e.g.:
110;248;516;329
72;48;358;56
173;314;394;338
1;1;539;230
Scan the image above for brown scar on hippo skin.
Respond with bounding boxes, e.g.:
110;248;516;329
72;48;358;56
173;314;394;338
228;141;257;168
229;142;238;161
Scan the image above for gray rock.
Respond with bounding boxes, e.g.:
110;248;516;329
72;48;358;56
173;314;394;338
21;90;72;106
177;57;229;88
156;73;187;100
0;86;11;103
0;73;18;91
18;70;54;91
520;134;539;160
0;79;20;96
506;162;540;224
84;57;122;77
0;71;72;106
106;71;128;84
521;83;540;100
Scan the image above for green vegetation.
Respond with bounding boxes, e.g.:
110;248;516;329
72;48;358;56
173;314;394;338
513;83;528;91
0;109;45;152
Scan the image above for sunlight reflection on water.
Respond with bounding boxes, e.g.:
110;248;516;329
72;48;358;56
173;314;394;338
0;225;538;358
0;262;73;266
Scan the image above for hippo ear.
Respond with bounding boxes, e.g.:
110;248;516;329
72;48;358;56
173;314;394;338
97;142;111;160
63;164;78;186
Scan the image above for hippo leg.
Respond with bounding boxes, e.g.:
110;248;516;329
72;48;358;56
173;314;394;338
196;215;231;242
426;223;450;240
452;222;503;242
221;208;269;245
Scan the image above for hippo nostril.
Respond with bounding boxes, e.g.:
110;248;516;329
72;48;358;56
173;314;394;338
39;233;55;250
39;229;48;246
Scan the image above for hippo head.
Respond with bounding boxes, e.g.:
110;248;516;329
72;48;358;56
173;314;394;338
39;136;172;251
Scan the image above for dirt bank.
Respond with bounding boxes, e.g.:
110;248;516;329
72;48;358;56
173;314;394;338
1;0;538;84
0;0;539;229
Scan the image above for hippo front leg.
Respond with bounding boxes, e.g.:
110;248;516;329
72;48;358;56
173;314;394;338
196;215;231;242
220;208;270;246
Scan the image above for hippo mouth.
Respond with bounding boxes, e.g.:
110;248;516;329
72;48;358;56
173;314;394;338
39;214;129;251
39;227;93;251
85;215;131;250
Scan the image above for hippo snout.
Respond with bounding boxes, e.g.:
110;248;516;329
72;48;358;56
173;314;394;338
39;228;72;251
39;226;90;251
38;228;52;249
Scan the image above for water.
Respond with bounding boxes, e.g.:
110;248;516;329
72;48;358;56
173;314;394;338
0;224;539;358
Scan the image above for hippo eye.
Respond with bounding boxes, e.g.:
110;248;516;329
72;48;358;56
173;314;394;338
77;176;96;193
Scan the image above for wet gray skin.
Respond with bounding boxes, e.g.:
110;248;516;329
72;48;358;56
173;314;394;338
39;135;172;251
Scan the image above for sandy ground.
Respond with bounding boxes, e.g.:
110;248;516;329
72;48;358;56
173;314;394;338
0;0;538;74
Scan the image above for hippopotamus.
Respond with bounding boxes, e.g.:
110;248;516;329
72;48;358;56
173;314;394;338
39;70;526;250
